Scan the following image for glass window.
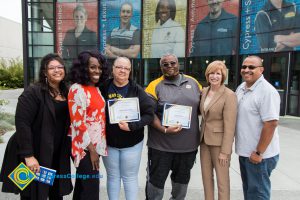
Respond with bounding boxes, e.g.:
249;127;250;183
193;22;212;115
26;2;55;85
186;55;236;89
28;32;54;45
143;58;185;87
32;46;54;58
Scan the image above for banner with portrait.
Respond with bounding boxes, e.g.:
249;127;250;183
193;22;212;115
188;0;239;57
240;0;300;54
99;0;141;58
56;2;98;59
142;0;187;58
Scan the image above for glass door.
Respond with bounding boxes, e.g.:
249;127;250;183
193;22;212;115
261;53;289;116
288;53;300;116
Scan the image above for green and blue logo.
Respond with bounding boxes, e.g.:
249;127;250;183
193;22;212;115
8;162;36;190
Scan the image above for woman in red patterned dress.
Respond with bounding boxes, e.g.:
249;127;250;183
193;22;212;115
68;51;108;200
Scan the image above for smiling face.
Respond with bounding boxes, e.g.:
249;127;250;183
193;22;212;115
113;57;131;86
208;69;223;87
241;56;264;88
158;0;171;24
45;60;65;86
88;57;102;85
73;10;87;28
120;3;133;26
160;55;179;79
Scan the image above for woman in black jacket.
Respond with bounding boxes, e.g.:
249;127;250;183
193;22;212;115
100;57;154;200
0;53;72;200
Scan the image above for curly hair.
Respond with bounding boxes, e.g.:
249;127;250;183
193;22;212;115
68;50;108;86
155;0;176;23
38;53;68;98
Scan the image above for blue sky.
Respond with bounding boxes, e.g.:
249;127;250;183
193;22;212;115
0;0;21;23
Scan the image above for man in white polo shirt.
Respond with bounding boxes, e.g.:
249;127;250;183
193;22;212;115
235;55;280;200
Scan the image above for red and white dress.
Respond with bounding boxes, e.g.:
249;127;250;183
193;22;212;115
68;83;107;167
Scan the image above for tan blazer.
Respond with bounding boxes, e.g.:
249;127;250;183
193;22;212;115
200;85;237;154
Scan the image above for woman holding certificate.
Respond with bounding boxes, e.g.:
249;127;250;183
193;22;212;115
199;60;237;200
68;50;108;199
100;57;153;200
0;53;72;199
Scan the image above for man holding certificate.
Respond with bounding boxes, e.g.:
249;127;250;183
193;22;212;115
100;57;154;200
145;53;202;200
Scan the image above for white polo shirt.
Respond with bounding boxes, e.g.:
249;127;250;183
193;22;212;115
235;75;280;159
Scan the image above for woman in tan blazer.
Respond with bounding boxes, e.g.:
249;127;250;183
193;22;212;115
199;60;237;200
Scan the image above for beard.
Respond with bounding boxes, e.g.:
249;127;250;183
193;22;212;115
164;72;180;80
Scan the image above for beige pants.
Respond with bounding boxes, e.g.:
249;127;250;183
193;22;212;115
200;143;231;200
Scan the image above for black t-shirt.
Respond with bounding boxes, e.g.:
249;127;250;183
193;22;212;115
107;82;129;99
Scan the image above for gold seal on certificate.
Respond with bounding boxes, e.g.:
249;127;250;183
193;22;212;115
162;103;192;129
108;97;140;124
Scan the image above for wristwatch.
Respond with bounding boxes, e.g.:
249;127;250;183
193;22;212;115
255;151;262;156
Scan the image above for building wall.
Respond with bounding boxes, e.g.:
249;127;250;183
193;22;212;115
0;16;23;60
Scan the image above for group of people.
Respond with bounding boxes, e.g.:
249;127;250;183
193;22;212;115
0;51;280;200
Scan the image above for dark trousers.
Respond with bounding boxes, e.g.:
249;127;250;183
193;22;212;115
146;148;197;200
20;187;62;200
73;151;100;200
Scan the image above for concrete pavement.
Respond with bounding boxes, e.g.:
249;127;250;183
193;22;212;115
1;89;300;199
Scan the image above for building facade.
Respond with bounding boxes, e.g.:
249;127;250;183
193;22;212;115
22;0;300;116
0;17;23;60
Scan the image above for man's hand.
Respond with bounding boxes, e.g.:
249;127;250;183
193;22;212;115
165;125;182;134
275;42;286;52
249;151;263;164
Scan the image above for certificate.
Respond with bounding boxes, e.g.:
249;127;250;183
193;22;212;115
108;97;140;124
162;103;192;129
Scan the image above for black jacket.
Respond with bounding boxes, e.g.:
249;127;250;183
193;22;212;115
0;84;72;199
100;79;154;148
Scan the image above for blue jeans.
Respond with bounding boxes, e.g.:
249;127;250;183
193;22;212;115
102;140;143;200
239;155;279;200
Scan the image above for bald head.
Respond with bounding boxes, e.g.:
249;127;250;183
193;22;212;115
243;55;263;67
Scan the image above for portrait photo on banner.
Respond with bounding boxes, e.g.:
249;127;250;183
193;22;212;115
240;0;300;54
188;0;239;57
56;1;98;60
99;0;141;59
142;0;187;59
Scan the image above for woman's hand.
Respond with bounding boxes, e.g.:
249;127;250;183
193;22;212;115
218;153;229;167
25;156;40;173
87;143;99;171
118;121;130;131
89;150;100;171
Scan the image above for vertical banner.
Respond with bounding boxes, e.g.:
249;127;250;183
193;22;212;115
240;0;300;54
100;0;141;58
56;2;98;59
143;0;187;58
188;0;239;57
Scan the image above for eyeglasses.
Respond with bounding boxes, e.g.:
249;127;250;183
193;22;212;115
241;65;261;70
114;65;131;72
48;65;64;71
161;61;177;68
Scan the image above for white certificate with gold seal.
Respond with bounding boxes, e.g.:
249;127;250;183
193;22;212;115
108;97;140;124
162;103;192;129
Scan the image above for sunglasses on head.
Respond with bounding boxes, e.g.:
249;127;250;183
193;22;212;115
241;65;261;70
162;61;177;68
